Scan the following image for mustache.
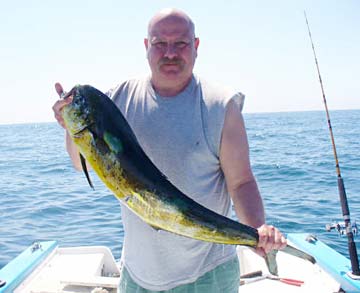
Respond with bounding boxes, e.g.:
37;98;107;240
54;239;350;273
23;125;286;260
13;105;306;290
158;58;183;66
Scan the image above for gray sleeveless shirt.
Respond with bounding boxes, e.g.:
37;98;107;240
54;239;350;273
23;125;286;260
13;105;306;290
110;75;245;290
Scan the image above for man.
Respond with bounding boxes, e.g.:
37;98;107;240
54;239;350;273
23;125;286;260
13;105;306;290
53;8;286;292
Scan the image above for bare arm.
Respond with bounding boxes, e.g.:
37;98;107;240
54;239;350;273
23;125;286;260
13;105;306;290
64;130;83;171
220;99;286;254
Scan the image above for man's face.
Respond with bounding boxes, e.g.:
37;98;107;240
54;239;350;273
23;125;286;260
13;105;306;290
145;16;199;86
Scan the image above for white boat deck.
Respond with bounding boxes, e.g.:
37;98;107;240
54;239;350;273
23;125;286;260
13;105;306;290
13;246;120;293
12;245;341;293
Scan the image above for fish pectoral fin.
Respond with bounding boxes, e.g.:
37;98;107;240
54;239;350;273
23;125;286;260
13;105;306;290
149;224;162;232
103;131;123;154
264;245;316;276
80;153;94;190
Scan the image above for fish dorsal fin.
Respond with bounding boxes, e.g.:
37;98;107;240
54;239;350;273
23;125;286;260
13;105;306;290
103;131;123;154
80;153;94;190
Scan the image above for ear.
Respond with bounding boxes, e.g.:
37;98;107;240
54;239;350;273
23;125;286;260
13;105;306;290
194;37;200;58
144;38;149;50
194;37;200;50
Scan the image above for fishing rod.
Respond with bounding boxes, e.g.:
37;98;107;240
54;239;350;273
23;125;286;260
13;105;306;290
304;11;360;278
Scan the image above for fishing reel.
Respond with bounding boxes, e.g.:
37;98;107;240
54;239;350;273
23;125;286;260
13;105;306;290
325;221;358;237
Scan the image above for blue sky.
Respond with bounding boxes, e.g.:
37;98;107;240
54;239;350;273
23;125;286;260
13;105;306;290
1;0;359;124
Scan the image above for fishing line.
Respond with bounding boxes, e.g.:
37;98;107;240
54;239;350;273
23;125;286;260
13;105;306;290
304;11;360;277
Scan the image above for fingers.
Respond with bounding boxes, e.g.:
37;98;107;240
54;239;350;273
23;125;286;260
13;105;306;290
55;82;64;97
257;224;287;254
52;82;72;129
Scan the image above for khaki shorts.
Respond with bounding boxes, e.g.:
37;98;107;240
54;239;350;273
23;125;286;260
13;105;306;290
118;257;240;293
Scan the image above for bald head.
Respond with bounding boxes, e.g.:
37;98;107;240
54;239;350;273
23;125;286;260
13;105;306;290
147;8;196;39
144;8;199;96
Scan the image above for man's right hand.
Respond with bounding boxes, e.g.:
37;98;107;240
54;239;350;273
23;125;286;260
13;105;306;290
52;82;73;129
52;82;84;170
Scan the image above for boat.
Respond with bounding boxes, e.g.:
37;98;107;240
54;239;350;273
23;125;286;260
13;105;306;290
0;241;120;293
1;233;359;292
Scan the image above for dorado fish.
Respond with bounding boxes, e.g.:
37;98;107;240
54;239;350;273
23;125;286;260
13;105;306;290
61;84;315;275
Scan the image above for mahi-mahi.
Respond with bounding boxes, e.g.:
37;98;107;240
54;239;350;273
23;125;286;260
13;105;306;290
60;84;315;275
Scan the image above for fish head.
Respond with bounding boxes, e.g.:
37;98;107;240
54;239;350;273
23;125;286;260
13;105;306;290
61;85;99;136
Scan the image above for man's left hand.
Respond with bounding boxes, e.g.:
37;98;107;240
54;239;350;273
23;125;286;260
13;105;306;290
256;224;287;257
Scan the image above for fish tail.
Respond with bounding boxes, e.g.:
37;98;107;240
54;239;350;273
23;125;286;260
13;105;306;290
264;244;316;276
264;250;279;275
282;244;316;264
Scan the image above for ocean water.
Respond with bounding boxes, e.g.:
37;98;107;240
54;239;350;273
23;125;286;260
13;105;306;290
0;110;359;269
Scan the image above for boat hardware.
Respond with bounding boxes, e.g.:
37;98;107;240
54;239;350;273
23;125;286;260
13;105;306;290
0;280;6;288
306;234;318;243
31;242;42;253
